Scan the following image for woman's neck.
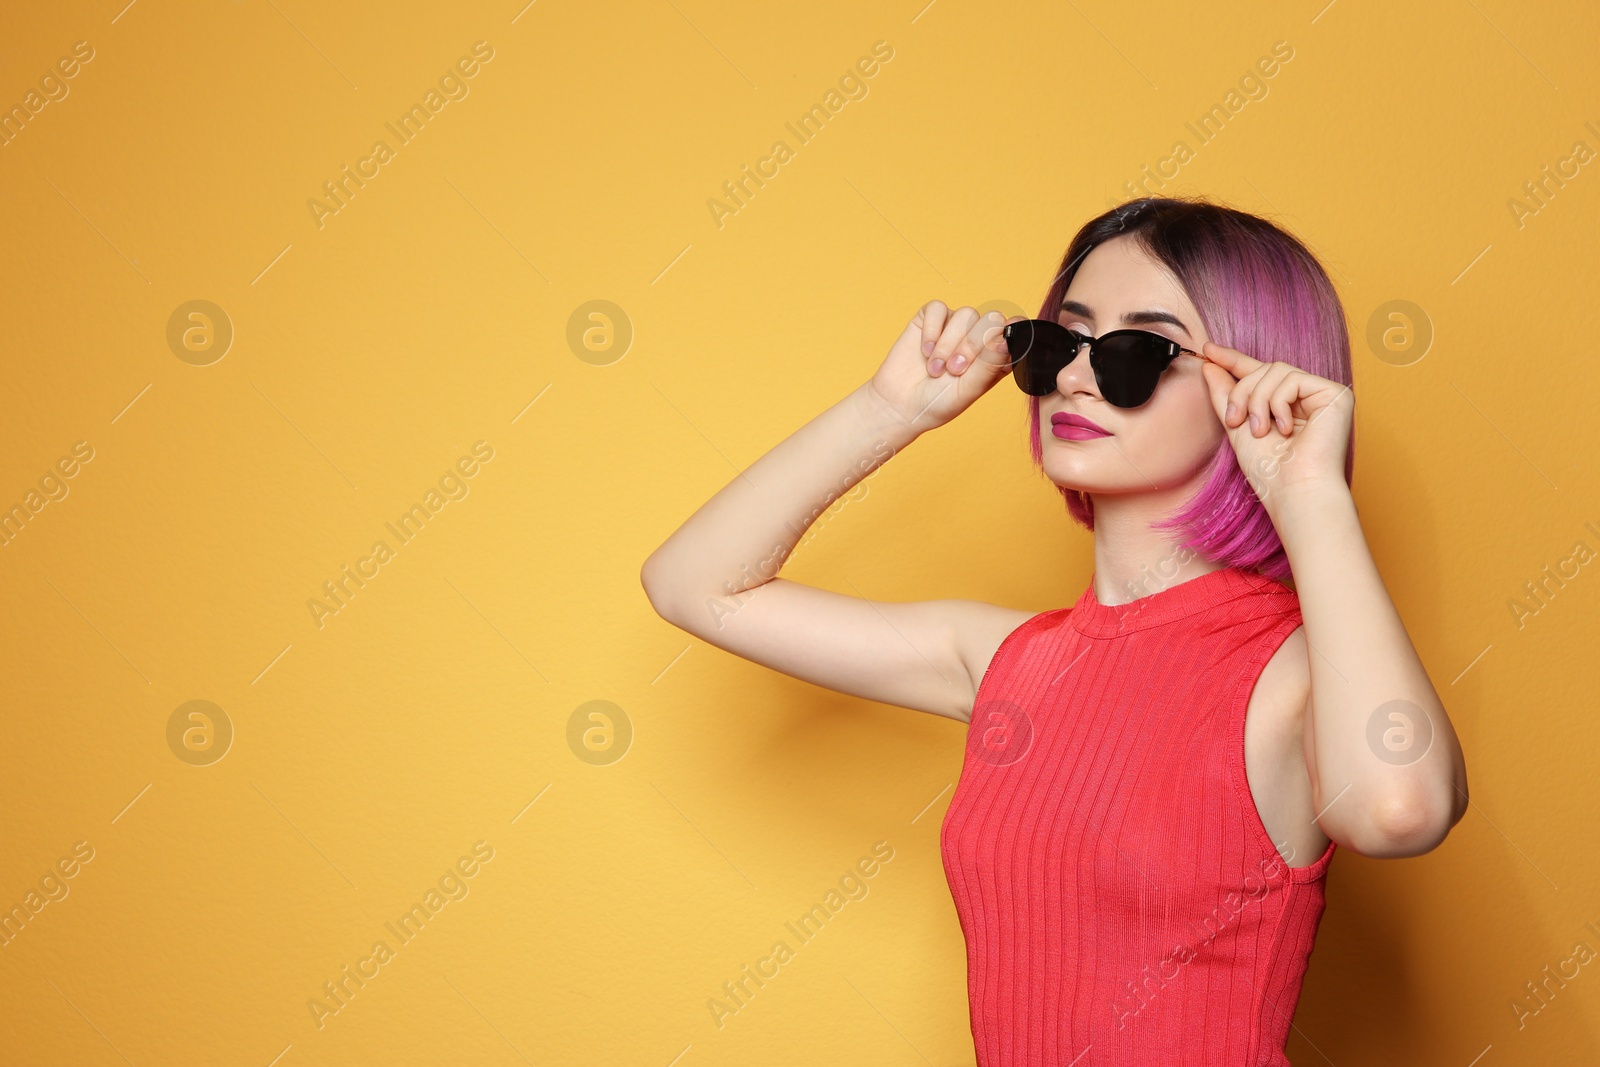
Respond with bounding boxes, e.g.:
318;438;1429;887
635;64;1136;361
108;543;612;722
1087;492;1222;607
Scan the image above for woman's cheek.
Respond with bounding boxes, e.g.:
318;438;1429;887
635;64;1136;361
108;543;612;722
1176;374;1223;446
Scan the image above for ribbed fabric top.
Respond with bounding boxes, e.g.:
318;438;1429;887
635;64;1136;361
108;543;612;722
940;565;1336;1066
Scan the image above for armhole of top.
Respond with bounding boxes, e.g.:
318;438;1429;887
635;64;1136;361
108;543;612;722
1226;613;1337;885
969;607;1066;723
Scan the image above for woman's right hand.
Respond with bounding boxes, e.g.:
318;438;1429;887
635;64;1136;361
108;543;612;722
866;301;1021;434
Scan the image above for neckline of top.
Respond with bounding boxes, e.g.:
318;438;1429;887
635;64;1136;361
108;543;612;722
1067;564;1288;638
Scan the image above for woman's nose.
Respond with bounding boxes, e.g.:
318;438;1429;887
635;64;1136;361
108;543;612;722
1056;339;1098;397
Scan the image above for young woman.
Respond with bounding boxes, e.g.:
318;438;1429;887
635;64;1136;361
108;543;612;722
640;196;1468;1063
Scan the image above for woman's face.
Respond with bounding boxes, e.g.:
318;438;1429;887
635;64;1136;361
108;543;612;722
1038;234;1225;496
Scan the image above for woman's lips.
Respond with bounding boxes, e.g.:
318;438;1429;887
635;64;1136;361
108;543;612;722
1050;411;1111;440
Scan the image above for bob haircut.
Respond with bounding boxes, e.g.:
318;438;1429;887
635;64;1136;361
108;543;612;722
1027;195;1355;583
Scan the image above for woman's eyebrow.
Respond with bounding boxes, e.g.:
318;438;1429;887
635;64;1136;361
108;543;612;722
1060;300;1192;338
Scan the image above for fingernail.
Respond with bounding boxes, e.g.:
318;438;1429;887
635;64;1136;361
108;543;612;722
1249;413;1262;433
950;354;967;371
929;357;945;374
1226;402;1237;422
922;341;934;355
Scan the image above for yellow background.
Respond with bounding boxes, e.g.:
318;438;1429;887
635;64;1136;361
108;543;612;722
2;0;1598;1063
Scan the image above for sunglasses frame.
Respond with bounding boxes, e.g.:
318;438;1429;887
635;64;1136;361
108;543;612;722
1001;318;1200;407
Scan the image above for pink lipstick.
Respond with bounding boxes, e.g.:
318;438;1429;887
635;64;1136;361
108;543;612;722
1050;411;1111;440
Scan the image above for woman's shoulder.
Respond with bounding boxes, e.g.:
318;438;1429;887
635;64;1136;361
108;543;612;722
947;601;1061;717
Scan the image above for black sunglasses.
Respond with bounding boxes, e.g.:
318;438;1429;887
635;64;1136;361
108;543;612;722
1001;318;1198;407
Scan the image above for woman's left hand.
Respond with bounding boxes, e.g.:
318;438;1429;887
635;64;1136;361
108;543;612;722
1198;341;1353;511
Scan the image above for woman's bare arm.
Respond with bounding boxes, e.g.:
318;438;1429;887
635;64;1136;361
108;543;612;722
640;303;1029;721
1270;481;1469;857
1202;340;1469;859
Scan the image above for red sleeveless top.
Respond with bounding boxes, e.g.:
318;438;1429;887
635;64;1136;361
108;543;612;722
940;565;1336;1066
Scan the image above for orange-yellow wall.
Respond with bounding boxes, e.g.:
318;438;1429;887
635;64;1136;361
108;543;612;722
2;1;1597;1063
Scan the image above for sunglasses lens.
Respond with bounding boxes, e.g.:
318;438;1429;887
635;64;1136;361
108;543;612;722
1005;320;1077;397
1093;332;1172;407
1004;322;1177;405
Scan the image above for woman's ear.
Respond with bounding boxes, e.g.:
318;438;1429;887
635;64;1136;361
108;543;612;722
1199;360;1236;424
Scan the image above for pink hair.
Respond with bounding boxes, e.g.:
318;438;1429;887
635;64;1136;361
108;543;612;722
1027;195;1355;582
